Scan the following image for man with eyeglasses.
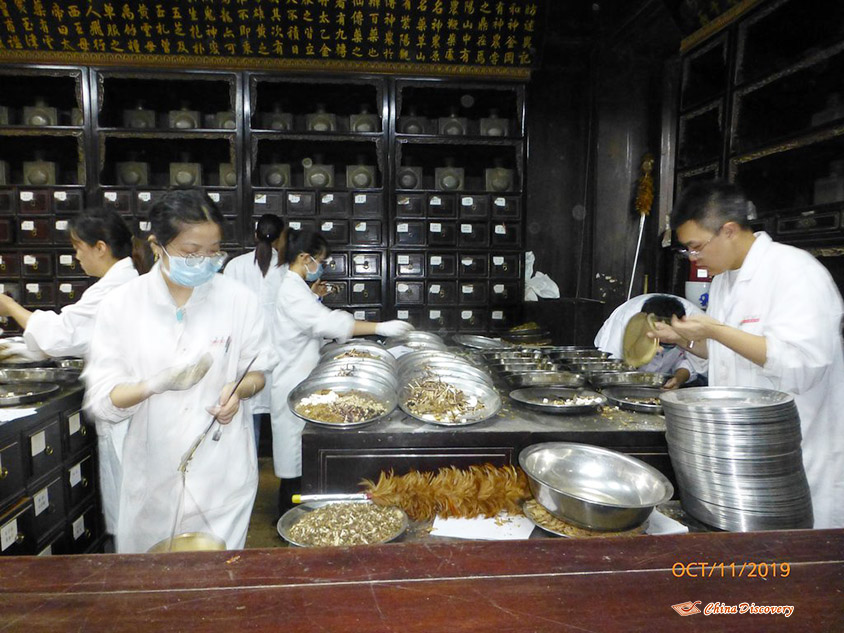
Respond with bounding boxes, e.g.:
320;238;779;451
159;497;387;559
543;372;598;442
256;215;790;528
650;181;844;529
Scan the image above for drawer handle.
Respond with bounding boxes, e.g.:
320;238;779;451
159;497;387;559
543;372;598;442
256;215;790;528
362;261;370;270
439;289;446;298
363;290;369;298
502;263;508;271
45;445;53;456
82;477;89;488
80;426;87;436
15;533;25;545
0;467;7;479
85;529;92;539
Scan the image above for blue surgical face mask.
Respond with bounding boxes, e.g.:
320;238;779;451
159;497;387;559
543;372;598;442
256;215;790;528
305;255;323;283
163;247;225;288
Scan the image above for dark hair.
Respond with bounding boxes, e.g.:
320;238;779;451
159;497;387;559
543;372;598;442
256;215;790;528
148;189;226;247
672;181;755;233
254;213;285;277
69;208;150;274
284;228;329;265
641;295;686;320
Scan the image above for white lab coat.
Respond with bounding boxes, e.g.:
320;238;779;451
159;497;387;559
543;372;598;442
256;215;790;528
594;293;708;378
223;249;287;414
23;256;138;535
83;265;275;552
270;270;355;479
707;232;844;528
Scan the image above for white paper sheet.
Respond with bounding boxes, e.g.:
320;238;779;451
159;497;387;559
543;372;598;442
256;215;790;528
431;512;537;540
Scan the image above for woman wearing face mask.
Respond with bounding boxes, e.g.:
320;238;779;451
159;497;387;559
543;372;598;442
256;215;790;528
0;208;146;537
223;213;287;450
270;229;413;517
83;190;274;553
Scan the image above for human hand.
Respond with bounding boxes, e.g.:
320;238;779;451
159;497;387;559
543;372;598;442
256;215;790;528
0;339;49;363
662;369;690;391
647;320;685;346
375;320;414;337
145;352;213;395
0;294;17;317
310;279;332;298
205;380;240;424
668;314;719;345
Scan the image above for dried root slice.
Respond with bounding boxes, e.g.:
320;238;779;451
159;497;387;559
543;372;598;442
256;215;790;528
361;464;531;522
294;389;386;424
288;502;405;547
522;499;645;538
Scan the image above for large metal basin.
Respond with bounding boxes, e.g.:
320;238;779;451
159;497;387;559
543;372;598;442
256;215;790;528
519;442;673;531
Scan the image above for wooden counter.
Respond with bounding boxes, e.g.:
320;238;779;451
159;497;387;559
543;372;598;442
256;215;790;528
0;529;841;631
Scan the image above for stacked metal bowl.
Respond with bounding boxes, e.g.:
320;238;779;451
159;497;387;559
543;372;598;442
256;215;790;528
383;331;448;353
661;387;813;531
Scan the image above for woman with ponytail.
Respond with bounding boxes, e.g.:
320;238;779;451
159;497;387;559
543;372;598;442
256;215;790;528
223;213;286;448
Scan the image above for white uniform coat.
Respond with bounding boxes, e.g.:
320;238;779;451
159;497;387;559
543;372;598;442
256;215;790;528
594;293;708;378
707;232;844;528
223;250;286;414
24;257;138;535
83;265;274;552
270;270;355;478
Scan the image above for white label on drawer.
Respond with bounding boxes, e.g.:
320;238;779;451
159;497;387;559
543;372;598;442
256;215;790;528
139;221;151;231
461;224;472;233
354;194;367;204
355;222;367;232
397;255;410;265
54;191;67;201
321;221;334;231
492;310;504;320
24;255;36;265
60;254;74;265
34;487;50;516
20;191;33;202
397;196;410;205
321;194;334;203
429;310;441;319
60;283;72;293
429;196;442;206
0;284;4;294
254;193;267;204
397;223;409;233
494;284;505;293
104;191;118;202
72;515;85;540
31;430;46;456
289;221;301;230
461;196;473;206
493;256;505;265
68;412;81;436
461;311;473;319
0;256;4;266
353;283;364;292
495;224;506;234
462;285;473;293
494;197;506;207
397;310;409;319
397;283;409;292
354;310;366;320
429;284;440;294
208;192;220;202
430;256;442;265
55;220;68;231
21;221;35;231
26;283;40;293
70;463;82;488
462;258;474;266
1;518;18;551
430;223;442;232
354;255;366;264
138;191;151;202
288;194;301;204
38;544;52;556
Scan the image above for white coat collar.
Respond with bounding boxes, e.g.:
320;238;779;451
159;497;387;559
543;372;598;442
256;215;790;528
732;231;773;285
148;261;214;312
102;257;136;280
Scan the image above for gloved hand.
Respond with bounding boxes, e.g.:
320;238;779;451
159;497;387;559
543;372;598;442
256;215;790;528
375;320;415;337
145;352;213;395
0;339;49;363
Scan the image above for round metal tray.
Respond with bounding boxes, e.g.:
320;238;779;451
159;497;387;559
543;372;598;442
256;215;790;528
319;343;397;368
602;386;664;414
0;367;80;385
503;371;586;389
588;371;670;389
509;387;606;414
0;382;60;406
451;334;509;350
399;375;502;426
288;375;397;428
399;361;494;387
277;500;409;547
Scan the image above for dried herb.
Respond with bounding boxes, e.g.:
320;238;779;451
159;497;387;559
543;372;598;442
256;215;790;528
295;389;386;424
288;502;405;546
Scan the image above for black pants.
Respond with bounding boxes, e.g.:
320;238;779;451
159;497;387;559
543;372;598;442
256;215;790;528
277;476;302;518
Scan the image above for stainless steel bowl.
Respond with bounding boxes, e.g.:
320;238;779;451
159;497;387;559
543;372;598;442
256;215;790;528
503;371;586;389
451;334;509;350
588;371;670;389
288;375;397;428
509;387;606;414
55;358;84;371
147;531;226;553
399;361;494;387
319;342;397;368
0;382;60;406
519;442;674;531
602;386;664;414
310;358;398;390
545;349;610;361
397;350;480;371
277;500;409;547
0;367;80;385
383;331;446;350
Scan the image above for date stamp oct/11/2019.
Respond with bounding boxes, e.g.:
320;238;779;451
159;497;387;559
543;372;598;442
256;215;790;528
671;561;791;578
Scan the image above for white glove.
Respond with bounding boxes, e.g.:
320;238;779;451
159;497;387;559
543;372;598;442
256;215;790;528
0;339;49;363
375;320;415;337
145;352;213;395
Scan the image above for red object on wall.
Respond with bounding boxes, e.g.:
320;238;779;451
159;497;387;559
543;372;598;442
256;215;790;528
689;259;713;281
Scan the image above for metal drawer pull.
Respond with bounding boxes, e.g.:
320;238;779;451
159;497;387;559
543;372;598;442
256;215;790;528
45;445;53;456
0;467;7;479
15;533;25;545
